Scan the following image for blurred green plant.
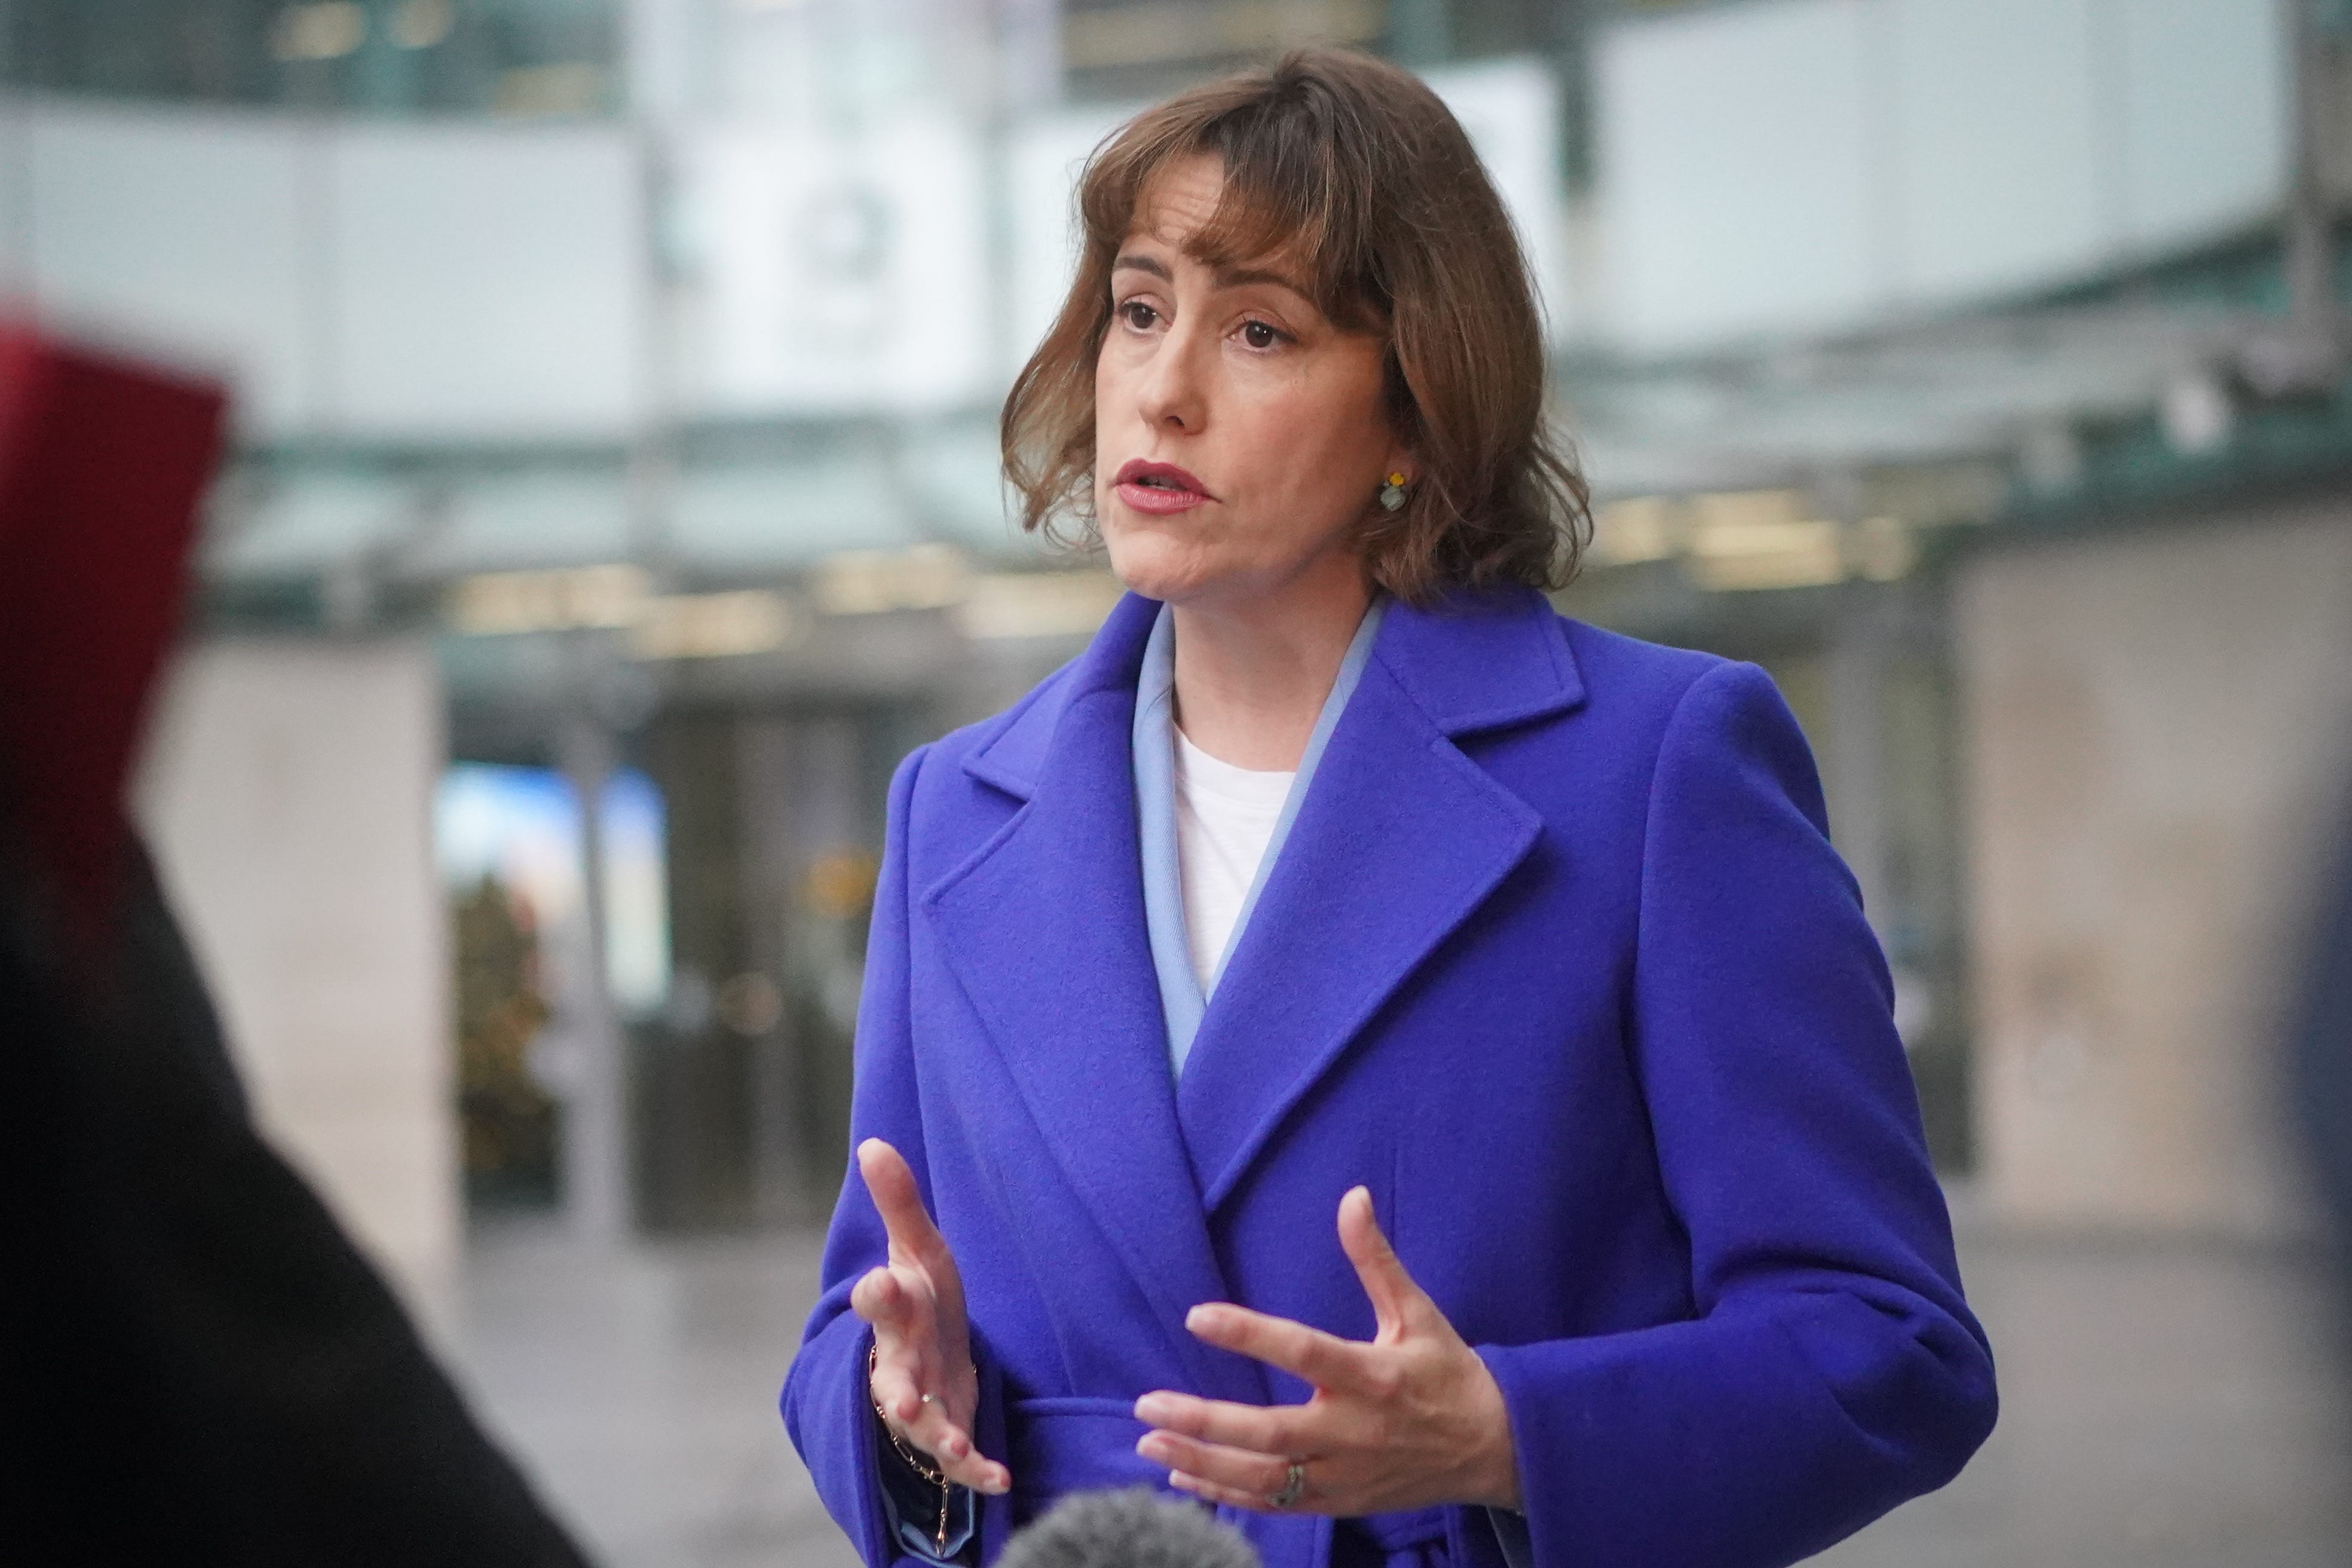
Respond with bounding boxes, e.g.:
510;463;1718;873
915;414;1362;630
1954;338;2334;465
451;872;559;1207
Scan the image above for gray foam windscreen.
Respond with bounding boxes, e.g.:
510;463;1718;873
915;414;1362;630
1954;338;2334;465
995;1487;1264;1568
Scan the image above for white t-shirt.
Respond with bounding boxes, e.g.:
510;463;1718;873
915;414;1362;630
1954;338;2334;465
1172;727;1294;994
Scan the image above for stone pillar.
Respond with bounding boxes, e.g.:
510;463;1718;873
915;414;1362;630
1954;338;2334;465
1956;503;2352;1234
1823;581;1896;934
133;637;461;1324
558;710;633;1244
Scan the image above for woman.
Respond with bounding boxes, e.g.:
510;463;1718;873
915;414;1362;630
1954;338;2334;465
784;47;1994;1568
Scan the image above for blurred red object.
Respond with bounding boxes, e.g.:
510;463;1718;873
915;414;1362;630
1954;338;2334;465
0;325;225;951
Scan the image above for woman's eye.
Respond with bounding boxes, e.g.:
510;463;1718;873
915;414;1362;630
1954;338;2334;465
1119;301;1159;330
1241;320;1280;350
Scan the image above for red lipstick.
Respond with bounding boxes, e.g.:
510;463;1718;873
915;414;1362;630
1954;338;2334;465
1112;458;1212;515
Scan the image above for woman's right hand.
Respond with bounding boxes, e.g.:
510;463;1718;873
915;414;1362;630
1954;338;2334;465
851;1138;1012;1495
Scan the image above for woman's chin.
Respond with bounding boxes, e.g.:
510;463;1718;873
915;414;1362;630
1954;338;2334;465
1102;531;1217;605
1110;566;1202;605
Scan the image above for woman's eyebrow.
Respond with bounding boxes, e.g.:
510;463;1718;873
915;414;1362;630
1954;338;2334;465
1213;264;1312;298
1110;253;1312;303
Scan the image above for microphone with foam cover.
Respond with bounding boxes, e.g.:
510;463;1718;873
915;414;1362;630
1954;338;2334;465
996;1487;1265;1568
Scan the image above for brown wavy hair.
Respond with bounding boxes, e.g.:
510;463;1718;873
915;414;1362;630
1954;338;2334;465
1000;47;1588;602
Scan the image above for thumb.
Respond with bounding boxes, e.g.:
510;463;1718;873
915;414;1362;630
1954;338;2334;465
1337;1185;1424;1339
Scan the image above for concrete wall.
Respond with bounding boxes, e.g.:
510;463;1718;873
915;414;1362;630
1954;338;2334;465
133;638;459;1319
1958;501;2352;1235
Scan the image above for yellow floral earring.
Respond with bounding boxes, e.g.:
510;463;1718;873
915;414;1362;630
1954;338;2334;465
1379;471;1408;512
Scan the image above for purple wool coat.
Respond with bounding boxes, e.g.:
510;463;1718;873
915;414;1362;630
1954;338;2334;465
782;584;1995;1568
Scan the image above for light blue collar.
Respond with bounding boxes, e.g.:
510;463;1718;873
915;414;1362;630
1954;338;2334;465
1131;596;1388;1075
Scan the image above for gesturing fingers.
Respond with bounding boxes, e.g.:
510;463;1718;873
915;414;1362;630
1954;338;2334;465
1143;1430;1303;1510
872;1395;1013;1497
870;1331;1010;1495
934;1434;1013;1496
850;1263;939;1358
852;1261;912;1322
866;1335;936;1429
860;1140;951;1270
1133;1390;1312;1458
1336;1185;1428;1339
1184;1302;1385;1395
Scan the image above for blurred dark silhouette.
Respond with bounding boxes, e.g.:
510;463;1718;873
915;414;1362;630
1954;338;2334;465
2295;795;2352;1325
0;327;218;961
0;326;590;1566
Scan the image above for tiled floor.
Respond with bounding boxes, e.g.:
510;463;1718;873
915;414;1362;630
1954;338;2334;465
446;1220;2352;1568
448;1221;853;1568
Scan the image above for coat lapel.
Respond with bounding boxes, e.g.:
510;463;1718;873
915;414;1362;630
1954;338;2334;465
922;594;1265;1403
1175;587;1586;1212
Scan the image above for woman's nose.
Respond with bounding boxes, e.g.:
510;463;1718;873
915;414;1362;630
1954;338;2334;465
1136;325;1208;432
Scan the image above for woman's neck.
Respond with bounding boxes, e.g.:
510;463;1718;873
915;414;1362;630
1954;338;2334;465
1168;560;1372;772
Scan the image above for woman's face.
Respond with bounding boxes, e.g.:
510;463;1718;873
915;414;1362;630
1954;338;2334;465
1093;155;1405;610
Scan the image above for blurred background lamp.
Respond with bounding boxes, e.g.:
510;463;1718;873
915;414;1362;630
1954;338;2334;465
2161;370;2236;456
815;543;970;616
1590;495;1680;566
1679;489;1848;592
1686;516;1846;593
954;570;1129;640
802;849;880;920
271;2;366;63
495;64;607;118
446;565;652;636
389;0;456;51
715;972;785;1038
628;591;797;660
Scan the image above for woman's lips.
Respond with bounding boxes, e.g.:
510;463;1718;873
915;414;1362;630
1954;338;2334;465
1113;458;1210;515
1116;480;1207;514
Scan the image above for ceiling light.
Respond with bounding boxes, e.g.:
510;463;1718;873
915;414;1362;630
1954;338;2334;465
444;565;650;635
2160;369;2233;456
1589;496;1680;566
492;63;607;117
1684;494;1842;592
954;571;1127;640
271;2;366;62
816;544;970;616
629;592;798;660
389;0;455;50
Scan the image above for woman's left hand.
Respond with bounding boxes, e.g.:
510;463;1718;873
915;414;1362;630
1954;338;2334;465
1132;1186;1521;1515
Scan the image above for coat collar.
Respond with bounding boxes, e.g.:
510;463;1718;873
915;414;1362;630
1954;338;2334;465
927;585;1581;1377
1369;581;1587;736
1175;586;1579;1211
923;590;1267;1401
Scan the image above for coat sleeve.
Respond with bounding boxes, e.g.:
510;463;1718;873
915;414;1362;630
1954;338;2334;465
780;743;1012;1568
1475;660;1996;1568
